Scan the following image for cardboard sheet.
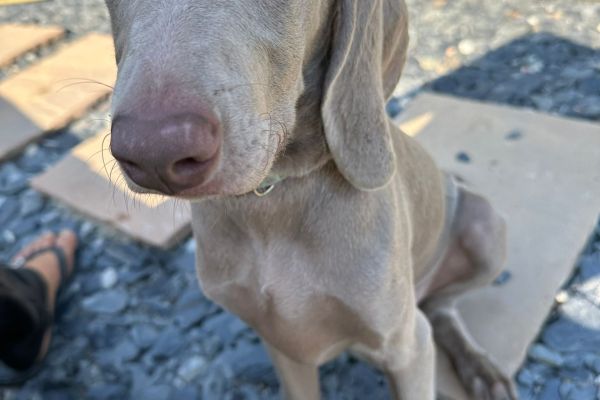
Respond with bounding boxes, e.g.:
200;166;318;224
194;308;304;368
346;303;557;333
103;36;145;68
0;24;64;67
0;33;116;161
397;92;600;399
0;0;47;7
31;132;192;249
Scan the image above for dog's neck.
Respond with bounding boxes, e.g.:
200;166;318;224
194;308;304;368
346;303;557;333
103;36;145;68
259;5;335;191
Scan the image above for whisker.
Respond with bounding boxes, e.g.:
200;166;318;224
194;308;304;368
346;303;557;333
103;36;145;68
54;78;114;93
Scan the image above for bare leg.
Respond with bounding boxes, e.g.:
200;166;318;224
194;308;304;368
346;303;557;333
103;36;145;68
264;343;320;400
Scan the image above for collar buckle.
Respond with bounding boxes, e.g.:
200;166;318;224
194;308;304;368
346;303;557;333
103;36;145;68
254;184;275;197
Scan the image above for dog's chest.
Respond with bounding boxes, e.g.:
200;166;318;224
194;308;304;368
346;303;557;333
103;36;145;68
196;240;383;363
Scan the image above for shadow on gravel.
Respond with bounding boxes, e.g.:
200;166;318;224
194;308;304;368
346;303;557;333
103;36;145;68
404;32;600;122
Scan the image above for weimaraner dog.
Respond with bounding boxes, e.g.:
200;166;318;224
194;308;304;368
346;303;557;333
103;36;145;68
106;0;515;398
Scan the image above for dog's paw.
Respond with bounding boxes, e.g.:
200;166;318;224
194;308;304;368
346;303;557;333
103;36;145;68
455;351;517;400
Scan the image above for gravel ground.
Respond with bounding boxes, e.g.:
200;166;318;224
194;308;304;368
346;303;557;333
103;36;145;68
0;1;599;399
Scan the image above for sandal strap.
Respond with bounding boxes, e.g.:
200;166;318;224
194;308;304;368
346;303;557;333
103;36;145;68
21;247;70;294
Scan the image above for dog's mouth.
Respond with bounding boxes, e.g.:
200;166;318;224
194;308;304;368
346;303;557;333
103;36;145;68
118;151;274;201
118;151;222;196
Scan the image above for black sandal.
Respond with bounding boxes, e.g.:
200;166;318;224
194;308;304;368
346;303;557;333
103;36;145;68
0;246;71;386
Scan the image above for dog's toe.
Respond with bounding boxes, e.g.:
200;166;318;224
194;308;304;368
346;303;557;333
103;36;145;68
458;351;517;400
492;381;514;400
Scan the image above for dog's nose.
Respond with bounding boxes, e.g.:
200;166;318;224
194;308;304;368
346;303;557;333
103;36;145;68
111;112;221;194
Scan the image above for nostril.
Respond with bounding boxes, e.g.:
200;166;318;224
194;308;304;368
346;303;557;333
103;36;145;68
118;159;145;178
119;159;137;170
172;157;210;176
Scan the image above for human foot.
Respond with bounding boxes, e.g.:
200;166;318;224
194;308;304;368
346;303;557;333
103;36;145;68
2;230;78;369
12;230;77;310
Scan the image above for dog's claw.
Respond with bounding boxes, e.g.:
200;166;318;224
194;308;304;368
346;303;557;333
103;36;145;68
456;350;517;400
471;377;490;400
494;380;518;400
468;375;515;400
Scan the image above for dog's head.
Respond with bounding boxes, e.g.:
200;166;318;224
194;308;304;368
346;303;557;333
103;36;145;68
106;0;408;199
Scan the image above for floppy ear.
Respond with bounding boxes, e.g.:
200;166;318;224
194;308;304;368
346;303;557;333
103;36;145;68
322;0;408;190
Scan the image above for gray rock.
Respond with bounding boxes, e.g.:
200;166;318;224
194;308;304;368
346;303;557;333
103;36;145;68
151;327;185;360
201;334;223;359
0;164;27;195
0;198;19;225
543;317;600;353
169;387;199;400
458;39;477;56
120;268;152;285
203;313;248;345
560;382;597;400
169;250;196;272
100;267;118;289
559;366;594;382
579;77;600;96
538;377;560;400
41;389;74;400
176;305;210;330
493;270;512;286
202;367;228;400
230;386;262;400
78;221;97;240
80;274;103;296
517;385;535;400
19;145;50;172
87;384;128;400
528;344;564;367
505;130;524;141
97;339;140;365
586;355;600;375
563;353;584;370
456;151;471;163
574;96;600;118
82;290;128;314
216;343;276;386
131;323;160;350
386;98;403;118
579;255;600;281
51;336;89;365
129;366;153;399
0;229;16;246
142;298;171;314
136;386;170;400
105;244;147;266
175;288;207;310
19;191;45;217
517;368;536;387
177;355;208;382
345;363;388;400
559;295;600;328
8;215;39;237
39;210;61;225
531;95;555;111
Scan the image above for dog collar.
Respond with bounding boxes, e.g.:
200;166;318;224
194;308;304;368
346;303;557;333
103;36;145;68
254;174;285;197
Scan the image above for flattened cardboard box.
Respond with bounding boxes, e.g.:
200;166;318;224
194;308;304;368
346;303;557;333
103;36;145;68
31;133;192;249
0;33;115;161
397;92;600;399
0;24;64;67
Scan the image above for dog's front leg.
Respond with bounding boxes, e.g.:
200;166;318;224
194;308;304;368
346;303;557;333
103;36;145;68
387;310;436;400
356;310;435;400
265;342;320;400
